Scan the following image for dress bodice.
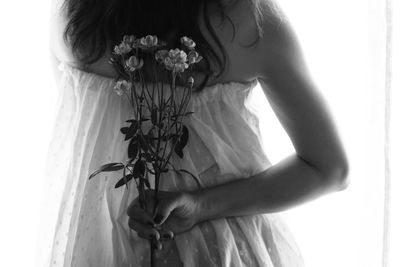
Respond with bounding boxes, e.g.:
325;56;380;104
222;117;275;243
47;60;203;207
57;61;272;188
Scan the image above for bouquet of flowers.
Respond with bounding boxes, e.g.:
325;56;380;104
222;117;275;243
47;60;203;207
88;34;203;266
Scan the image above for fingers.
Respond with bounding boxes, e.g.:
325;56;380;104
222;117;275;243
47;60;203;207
127;205;155;225
151;230;173;250
126;190;176;228
153;196;178;226
128;217;160;240
160;229;174;240
128;218;174;252
136;189;177;226
127;189;179;243
154;240;163;250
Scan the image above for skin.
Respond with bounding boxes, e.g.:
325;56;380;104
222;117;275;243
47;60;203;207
50;0;349;251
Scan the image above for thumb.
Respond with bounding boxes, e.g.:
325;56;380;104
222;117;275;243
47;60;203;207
153;197;177;226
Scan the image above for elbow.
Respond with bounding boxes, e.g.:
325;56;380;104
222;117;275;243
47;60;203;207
299;153;350;192
322;159;350;192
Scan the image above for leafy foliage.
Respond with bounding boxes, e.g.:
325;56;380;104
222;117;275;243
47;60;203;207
89;163;125;180
88;34;205;266
89;35;203;189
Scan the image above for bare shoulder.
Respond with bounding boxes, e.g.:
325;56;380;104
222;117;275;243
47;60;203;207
49;0;76;66
201;0;288;83
199;0;262;82
49;0;116;76
249;1;307;80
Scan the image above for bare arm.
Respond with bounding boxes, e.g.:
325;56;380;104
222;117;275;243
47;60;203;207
193;4;349;222
128;1;349;241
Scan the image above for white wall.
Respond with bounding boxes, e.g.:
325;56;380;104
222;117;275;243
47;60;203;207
0;0;57;265
250;1;397;266
388;1;400;266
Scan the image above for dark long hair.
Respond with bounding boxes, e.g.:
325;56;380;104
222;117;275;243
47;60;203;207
61;0;266;89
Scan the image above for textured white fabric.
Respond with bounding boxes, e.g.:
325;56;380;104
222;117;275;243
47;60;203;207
43;61;304;267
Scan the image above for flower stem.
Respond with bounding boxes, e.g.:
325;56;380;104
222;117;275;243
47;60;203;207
151;171;160;267
150;240;155;267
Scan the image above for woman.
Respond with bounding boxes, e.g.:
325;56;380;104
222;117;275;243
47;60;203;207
46;0;349;266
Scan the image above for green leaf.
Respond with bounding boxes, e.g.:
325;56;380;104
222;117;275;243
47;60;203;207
120;127;130;134
174;126;189;158
132;160;145;178
140;177;151;189
124;121;138;141
128;139;139;159
89;162;124;180
138;135;149;153
174;147;183;158
115;174;134;188
104;164;125;172
180;126;189;147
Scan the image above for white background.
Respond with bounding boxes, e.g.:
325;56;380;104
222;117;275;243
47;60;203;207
0;0;398;266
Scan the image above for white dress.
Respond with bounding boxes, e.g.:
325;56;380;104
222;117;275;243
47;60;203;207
40;61;304;267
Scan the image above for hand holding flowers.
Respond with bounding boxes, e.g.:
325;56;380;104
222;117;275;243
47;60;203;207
126;189;203;250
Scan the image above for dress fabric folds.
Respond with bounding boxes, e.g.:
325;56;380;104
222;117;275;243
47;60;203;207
43;61;304;267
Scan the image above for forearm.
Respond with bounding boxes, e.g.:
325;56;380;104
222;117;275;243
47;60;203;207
194;154;343;222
